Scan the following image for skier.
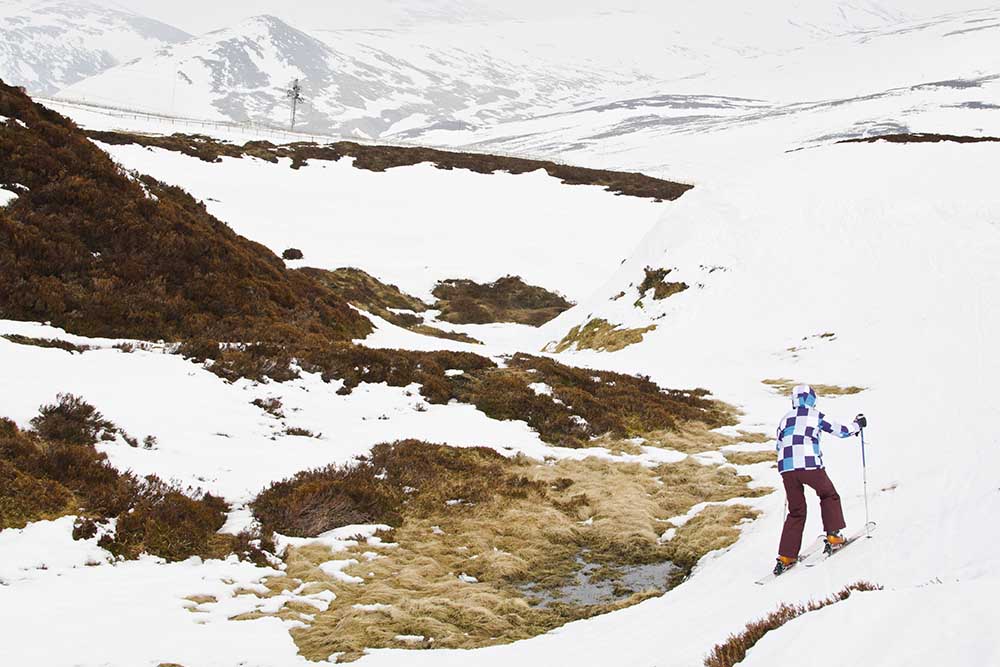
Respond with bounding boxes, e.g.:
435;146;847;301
773;384;866;575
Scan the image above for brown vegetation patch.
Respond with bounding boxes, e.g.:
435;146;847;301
838;133;1000;145
704;581;882;667
203;341;735;449
1;334;90;353
432;276;572;327
0;82;370;344
638;267;689;302
550;318;656;353
30;393;118;446
303;267;479;344
244;442;768;661
763;378;866;396
0;402;239;562
87;131;694;202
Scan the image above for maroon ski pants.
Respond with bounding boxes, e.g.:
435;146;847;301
778;468;846;558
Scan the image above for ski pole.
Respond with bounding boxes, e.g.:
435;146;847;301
859;419;872;538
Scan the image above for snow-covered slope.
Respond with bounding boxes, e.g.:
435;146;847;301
429;7;1000;179
0;0;191;95
58;14;636;138
89;141;665;302
3;3;1000;665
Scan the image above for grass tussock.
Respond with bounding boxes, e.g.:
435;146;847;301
550;318;657;353
638;424;771;456
638;267;689;302
0;82;370;344
666;504;760;570
431;276;572;327
88;131;694;202
722;450;776;466
763;378;866;396
704;581;883;667
1;334;90;353
244;443;770;661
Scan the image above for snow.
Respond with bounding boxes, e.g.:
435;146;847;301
3;2;1000;665
0;188;19;207
92;143;665;301
0;516;111;584
319;559;364;584
0;516;311;667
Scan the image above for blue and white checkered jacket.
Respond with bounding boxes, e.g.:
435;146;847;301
776;384;859;474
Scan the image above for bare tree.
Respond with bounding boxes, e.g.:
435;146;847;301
286;79;304;131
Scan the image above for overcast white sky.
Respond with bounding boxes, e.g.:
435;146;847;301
99;0;992;35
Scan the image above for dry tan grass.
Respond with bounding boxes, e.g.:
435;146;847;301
235;453;772;662
723;451;776;466
666;504;760;569
549;319;656;353
638;423;767;455
762;379;866;396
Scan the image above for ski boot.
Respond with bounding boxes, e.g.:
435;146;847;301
824;531;846;556
773;555;797;576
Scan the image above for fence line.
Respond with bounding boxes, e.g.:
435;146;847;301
37;96;573;167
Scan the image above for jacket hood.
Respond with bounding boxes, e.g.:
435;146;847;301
792;384;817;408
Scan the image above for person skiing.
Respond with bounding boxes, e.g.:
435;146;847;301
773;384;866;575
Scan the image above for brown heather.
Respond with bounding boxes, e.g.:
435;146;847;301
432;275;573;326
0;81;370;344
87;131;694;202
0;403;242;563
638;266;689;302
704;581;883;667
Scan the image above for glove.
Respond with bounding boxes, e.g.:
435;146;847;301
854;414;867;429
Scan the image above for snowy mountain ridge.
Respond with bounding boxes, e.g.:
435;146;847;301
0;0;191;95
57;13;640;139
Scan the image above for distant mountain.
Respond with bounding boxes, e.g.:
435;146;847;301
0;0;191;96
58;14;634;138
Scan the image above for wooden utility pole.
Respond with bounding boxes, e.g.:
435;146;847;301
287;79;304;130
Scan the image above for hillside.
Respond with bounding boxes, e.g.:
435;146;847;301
2;3;999;667
0;81;369;343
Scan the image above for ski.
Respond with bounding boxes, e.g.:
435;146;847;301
755;534;826;585
803;522;877;566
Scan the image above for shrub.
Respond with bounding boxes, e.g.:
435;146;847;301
102;478;229;561
29;393;116;445
252;459;401;537
177;338;220;362
251;441;545;537
1;411;234;562
282;248;304;260
0;459;75;529
704;581;883;667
